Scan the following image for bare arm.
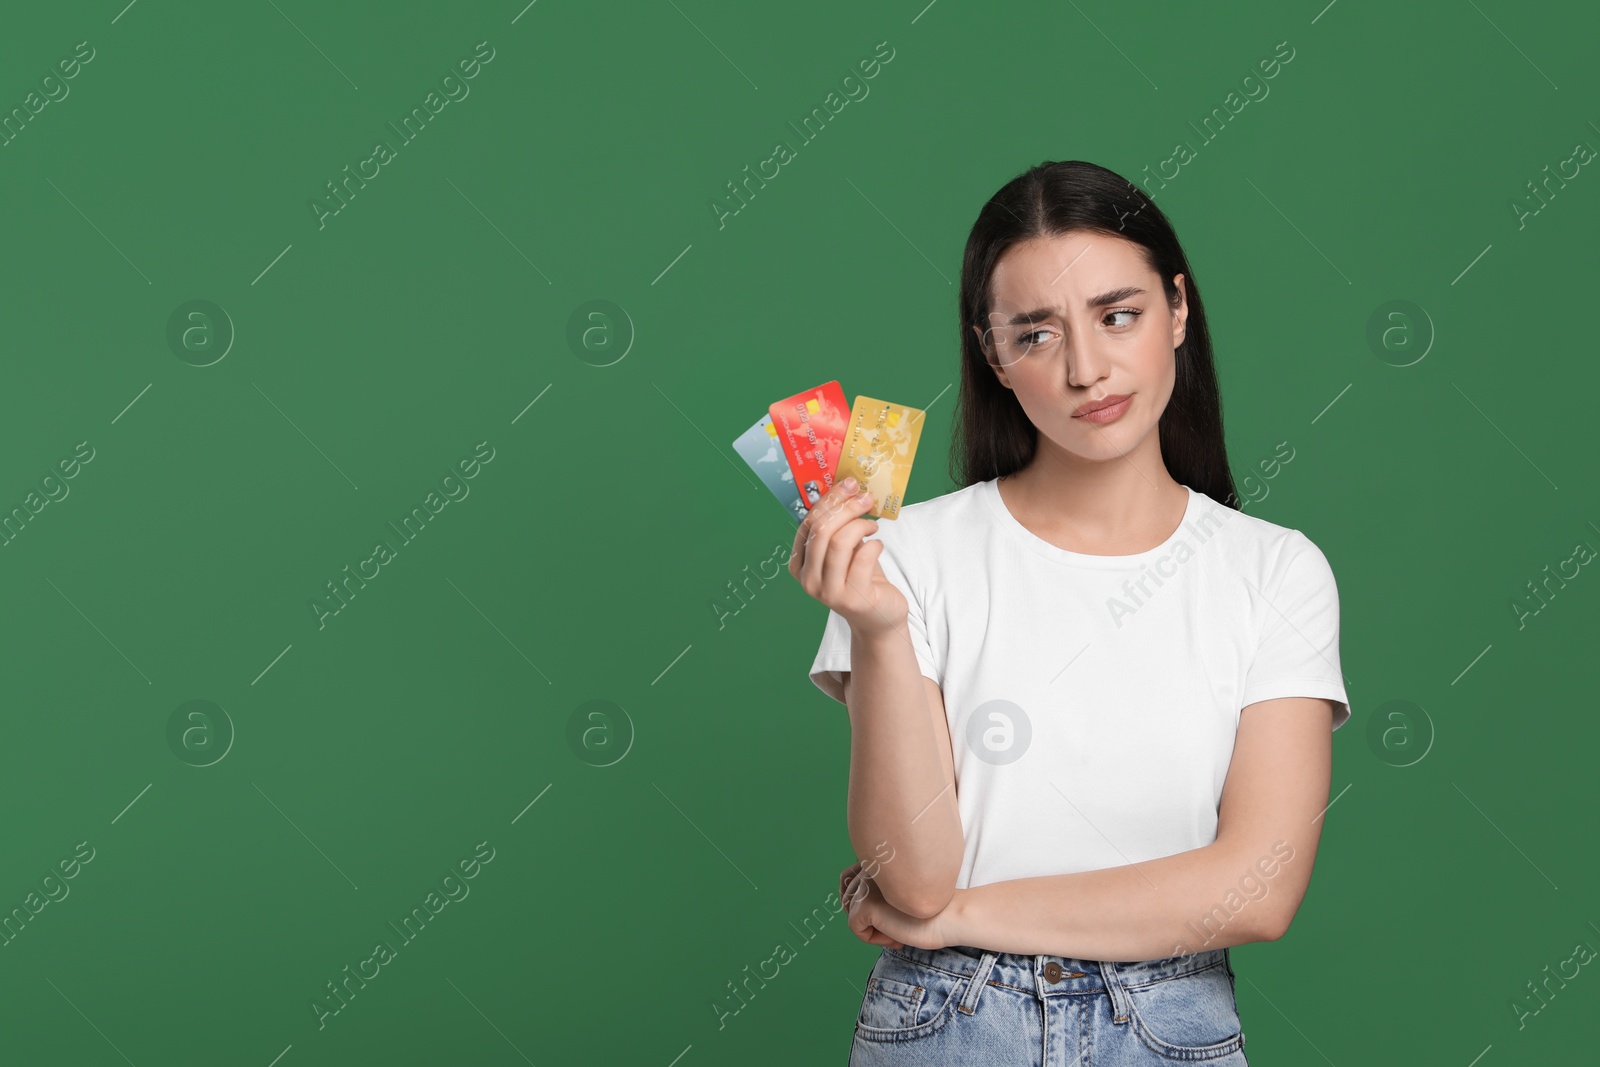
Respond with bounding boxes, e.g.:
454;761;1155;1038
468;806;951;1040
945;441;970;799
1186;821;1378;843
790;479;965;920
937;696;1335;959
843;651;964;919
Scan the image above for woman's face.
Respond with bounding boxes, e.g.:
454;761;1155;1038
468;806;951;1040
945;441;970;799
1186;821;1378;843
973;230;1188;466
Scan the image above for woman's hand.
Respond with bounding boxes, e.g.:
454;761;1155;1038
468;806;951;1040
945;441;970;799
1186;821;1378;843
788;477;906;638
838;860;953;952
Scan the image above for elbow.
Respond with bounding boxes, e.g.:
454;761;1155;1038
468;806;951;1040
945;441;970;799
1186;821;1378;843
878;869;959;920
1258;883;1318;942
850;830;963;920
1254;904;1295;943
898;884;956;921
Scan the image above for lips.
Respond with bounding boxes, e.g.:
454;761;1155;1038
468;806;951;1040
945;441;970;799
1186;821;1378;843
1073;393;1131;417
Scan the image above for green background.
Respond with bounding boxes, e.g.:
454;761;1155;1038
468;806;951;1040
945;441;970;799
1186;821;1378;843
1;0;1595;1063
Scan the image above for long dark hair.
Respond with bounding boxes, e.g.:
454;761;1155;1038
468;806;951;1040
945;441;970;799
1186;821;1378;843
951;160;1240;511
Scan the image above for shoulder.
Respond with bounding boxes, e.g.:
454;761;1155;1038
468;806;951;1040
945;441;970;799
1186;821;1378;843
1191;489;1335;587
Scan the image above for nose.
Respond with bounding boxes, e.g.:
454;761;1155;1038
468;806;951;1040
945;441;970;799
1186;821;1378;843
1062;335;1111;391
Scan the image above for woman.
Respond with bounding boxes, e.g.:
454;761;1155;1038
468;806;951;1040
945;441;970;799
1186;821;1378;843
789;159;1349;1065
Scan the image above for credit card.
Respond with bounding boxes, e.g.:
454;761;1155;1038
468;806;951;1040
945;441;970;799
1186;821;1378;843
832;394;925;520
731;412;808;524
767;380;849;510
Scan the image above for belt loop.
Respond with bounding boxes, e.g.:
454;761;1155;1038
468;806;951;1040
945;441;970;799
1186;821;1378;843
958;951;1001;1015
1099;959;1132;1023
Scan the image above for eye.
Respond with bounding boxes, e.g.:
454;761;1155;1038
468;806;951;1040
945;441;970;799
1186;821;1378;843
1105;308;1141;327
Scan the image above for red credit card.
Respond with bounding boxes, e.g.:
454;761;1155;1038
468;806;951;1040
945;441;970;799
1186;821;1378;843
768;380;849;510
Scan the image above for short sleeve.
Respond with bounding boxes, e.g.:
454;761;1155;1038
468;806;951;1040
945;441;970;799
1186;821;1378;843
1241;530;1351;731
807;521;941;704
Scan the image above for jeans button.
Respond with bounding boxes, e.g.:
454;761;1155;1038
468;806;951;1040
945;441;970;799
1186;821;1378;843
1043;962;1064;982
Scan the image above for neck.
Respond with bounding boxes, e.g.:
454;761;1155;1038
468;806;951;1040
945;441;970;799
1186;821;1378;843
999;436;1185;553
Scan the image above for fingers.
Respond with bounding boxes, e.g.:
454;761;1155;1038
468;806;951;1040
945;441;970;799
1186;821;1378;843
841;869;906;950
796;480;859;544
799;487;870;581
839;860;863;905
849;914;902;949
855;923;899;948
846;893;887;945
817;513;880;605
843;869;868;911
791;483;878;593
789;491;837;579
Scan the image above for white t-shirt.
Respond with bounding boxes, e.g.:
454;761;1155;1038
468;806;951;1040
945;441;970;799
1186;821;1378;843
808;478;1350;890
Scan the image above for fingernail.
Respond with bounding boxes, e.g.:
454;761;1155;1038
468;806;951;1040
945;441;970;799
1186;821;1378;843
840;476;858;493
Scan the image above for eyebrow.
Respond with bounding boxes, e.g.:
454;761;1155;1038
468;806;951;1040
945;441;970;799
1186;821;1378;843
998;286;1148;327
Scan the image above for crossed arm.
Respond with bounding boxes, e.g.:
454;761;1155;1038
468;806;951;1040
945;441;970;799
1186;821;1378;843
845;695;1337;961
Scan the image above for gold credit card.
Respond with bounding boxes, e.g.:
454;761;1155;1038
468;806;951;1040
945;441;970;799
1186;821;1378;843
833;394;924;520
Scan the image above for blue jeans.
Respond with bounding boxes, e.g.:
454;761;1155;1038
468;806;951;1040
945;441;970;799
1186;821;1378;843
848;943;1248;1065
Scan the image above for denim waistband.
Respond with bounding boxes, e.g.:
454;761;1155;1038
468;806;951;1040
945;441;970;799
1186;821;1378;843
887;942;1231;1002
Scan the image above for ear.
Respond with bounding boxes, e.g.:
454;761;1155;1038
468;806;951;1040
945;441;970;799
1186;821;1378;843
974;323;1014;390
1170;273;1189;351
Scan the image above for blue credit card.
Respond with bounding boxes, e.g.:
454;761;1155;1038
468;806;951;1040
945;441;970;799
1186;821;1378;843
732;412;808;524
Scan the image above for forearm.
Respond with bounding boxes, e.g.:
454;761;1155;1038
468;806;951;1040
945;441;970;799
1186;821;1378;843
943;840;1281;961
845;628;963;917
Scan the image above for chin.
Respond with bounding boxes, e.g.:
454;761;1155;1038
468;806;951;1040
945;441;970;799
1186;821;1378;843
1068;419;1154;454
